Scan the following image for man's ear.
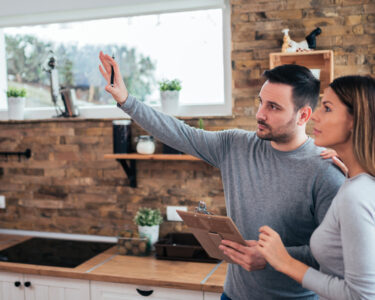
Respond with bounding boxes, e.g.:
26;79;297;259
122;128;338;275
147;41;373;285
297;106;312;126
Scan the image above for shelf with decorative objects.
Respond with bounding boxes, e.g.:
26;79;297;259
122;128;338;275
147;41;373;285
103;153;202;188
269;50;334;95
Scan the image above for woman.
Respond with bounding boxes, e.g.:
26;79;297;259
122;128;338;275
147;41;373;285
257;75;375;299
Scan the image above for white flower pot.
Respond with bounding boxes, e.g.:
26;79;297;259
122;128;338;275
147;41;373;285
7;97;26;120
138;224;159;249
160;90;179;115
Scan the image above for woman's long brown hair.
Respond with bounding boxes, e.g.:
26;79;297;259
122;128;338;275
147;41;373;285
330;75;375;176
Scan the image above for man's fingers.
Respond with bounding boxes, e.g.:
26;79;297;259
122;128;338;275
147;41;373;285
220;245;247;265
105;84;117;95
221;240;247;254
246;240;258;247
105;54;121;74
99;52;113;74
99;65;110;83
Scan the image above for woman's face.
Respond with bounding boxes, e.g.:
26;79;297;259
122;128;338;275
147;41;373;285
312;87;353;149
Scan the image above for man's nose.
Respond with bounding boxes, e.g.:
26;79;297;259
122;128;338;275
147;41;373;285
256;105;266;121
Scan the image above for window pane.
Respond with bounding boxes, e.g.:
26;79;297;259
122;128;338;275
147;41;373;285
4;9;224;108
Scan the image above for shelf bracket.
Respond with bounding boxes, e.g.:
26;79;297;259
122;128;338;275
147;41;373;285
0;149;32;161
116;159;137;188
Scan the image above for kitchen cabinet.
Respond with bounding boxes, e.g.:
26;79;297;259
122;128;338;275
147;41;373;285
204;292;221;299
91;280;204;300
0;271;90;300
0;271;24;300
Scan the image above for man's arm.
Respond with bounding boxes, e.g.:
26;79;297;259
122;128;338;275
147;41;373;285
99;51;233;168
221;161;345;272
120;95;230;167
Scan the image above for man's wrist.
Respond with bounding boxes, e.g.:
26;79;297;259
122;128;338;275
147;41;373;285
118;94;128;106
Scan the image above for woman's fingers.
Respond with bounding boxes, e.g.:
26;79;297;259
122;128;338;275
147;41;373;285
258;233;270;242
332;156;348;175
259;225;275;236
320;148;338;159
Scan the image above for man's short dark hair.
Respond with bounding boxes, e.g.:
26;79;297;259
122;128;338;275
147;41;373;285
263;64;320;111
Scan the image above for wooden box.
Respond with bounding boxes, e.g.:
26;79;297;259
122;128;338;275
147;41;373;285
269;50;334;95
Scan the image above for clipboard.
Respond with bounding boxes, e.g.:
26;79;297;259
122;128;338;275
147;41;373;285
176;210;247;263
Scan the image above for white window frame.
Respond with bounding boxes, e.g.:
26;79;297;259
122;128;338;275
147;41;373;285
0;0;232;120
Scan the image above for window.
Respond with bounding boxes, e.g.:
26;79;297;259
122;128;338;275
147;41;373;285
0;0;232;119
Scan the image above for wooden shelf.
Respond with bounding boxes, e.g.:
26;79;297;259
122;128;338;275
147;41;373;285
104;153;202;187
270;50;334;95
104;153;201;161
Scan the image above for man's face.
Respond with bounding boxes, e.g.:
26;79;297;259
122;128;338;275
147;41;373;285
255;81;298;143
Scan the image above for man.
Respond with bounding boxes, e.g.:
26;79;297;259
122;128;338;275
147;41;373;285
99;51;344;299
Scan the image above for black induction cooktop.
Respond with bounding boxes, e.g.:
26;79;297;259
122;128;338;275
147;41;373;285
0;237;115;268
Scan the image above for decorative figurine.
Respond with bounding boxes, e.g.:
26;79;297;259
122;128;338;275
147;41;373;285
281;27;322;53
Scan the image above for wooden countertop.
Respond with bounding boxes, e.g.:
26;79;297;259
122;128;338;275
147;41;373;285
0;234;225;293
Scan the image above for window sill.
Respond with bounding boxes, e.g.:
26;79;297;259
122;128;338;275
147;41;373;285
0;103;233;121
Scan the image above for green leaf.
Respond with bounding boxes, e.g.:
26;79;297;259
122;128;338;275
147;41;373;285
134;207;163;226
158;79;182;91
7;87;26;98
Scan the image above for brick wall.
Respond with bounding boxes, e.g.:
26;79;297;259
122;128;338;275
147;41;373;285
0;0;374;236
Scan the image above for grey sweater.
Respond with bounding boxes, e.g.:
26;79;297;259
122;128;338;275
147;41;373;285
119;96;345;299
303;173;375;299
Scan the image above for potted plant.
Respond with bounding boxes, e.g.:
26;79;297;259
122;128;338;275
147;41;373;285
134;207;163;249
159;79;181;115
7;87;27;120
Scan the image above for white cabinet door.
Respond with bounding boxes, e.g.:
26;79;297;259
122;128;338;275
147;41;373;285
204;291;221;300
91;281;204;300
23;274;90;300
0;271;25;300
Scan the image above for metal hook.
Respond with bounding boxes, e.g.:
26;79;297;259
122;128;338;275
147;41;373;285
195;201;213;215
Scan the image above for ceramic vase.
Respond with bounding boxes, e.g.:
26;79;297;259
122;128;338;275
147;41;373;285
160;90;179;115
7;97;25;120
138;224;159;250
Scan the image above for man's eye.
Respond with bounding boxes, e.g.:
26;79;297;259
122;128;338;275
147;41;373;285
324;105;331;112
255;97;261;107
270;104;278;110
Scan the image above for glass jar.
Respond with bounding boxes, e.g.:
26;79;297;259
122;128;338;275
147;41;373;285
135;135;155;154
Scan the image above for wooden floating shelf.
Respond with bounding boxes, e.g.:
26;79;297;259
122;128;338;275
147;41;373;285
104;153;201;161
104;153;203;188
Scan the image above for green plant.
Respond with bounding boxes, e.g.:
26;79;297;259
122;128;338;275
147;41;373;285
198;118;204;130
159;79;182;92
7;87;26;98
134;208;163;226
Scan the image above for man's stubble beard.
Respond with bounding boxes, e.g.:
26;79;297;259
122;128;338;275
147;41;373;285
256;115;297;144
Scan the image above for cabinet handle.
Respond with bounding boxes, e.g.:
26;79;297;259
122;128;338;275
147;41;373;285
136;288;154;296
14;281;21;287
24;281;31;287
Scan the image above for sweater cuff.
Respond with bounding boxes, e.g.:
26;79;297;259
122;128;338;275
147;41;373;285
302;267;321;291
116;95;136;111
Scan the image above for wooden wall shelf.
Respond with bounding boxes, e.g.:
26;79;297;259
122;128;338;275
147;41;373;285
269;50;334;95
104;153;202;187
104;154;201;161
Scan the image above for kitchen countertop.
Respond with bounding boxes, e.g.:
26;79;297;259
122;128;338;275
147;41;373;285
0;234;226;293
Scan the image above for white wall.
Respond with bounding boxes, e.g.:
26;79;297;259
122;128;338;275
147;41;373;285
0;0;224;27
0;30;7;109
